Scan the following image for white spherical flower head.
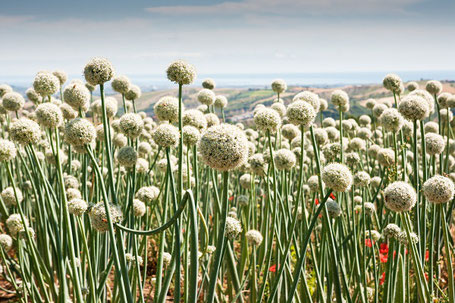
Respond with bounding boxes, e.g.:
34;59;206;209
383;223;401;239
282;124;300;140
197;89;216;106
125;85;142;101
35;103;63;128
271;102;286;117
9;118;41;145
119;113;144;139
0;84;13;97
1;187;22;206
286;101;316;127
409;89;434;113
84;57;115;86
354;171;371;187
64;118;96;147
183;109;207;131
26;88;40;104
202;78;216;90
365;98;376;109
372;104;387;118
6;214;28;237
274;148;297;171
383;73;402;93
0;139;16;162
249;153;268;176
60;103;77;120
271;79;287;94
154;96;180;123
111;75;131;94
425;80;443;95
423;175;455;204
136;186;159;203
359;115;372;126
319;98;328;111
133;199;146;217
407;82;419;92
33;71;60;96
214;95;228;109
152;123;179;148
384;181;416;212
322;117;336;127
379;108;404;133
117;146;137;168
225;217;242;239
398;95;429;121
437;92;451;109
68;198;88;216
2;92;25;112
424;121;439;134
246;229;263;246
205;113;220;127
199;123;248;171
377;148;395;167
254;108;282;132
52;70;67;85
166;60;197;85
293;91;320;112
181;125;200;146
331;90;349;108
89;202;123;232
425;133;445;156
322;163;353;192
63;83;90;111
0;234;13;251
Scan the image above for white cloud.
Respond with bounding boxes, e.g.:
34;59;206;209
146;0;422;15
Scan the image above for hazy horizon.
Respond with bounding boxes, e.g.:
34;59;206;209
2;70;454;91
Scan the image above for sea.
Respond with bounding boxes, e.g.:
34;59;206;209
2;70;455;92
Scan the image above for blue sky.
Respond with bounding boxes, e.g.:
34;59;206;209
1;0;454;77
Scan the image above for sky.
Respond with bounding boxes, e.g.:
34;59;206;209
1;0;455;79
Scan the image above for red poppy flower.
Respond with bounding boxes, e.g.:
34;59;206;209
229;196;234;201
379;243;389;254
380;272;386;285
330;193;336;200
315;198;319;205
425;250;429;261
269;264;277;272
365;239;374;247
379;253;388;263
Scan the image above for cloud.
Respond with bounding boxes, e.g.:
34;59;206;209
145;0;423;16
0;15;34;25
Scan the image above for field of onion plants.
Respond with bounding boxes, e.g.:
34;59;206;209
0;58;454;303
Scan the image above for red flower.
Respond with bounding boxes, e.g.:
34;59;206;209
379;243;389;254
330;193;336;200
379;253;388;263
269;264;277;272
365;239;374;247
393;251;397;259
425;250;429;261
229;196;234;201
315;198;319;205
380;272;386;285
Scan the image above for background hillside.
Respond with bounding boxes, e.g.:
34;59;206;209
105;80;455;124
